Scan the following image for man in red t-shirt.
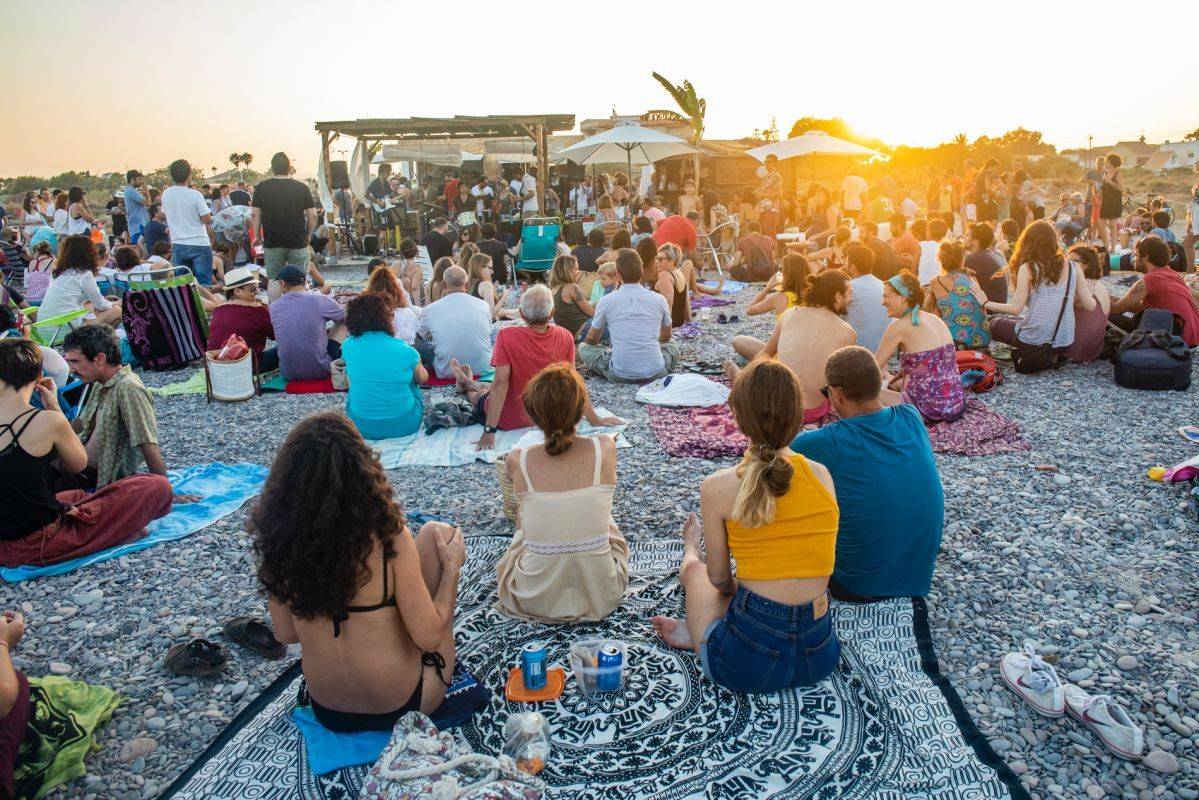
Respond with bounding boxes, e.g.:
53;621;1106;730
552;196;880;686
887;213;921;272
448;284;624;449
1110;236;1199;346
652;213;698;252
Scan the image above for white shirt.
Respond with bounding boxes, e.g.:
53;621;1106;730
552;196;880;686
52;209;69;236
900;197;919;220
470;185;494;216
392;305;422;345
845;274;892;353
161;185;213;247
591;283;671;381
841;175;868;211
416;291;493;379
520;175;538;213
917;241;941;286
574;184;594;214
38;269;113;321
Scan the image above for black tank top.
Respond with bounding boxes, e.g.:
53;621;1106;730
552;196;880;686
0;409;64;540
668;271;689;328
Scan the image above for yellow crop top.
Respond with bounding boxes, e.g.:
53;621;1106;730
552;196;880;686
774;291;800;319
725;455;838;580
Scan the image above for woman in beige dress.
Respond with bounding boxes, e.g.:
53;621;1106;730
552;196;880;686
496;364;628;623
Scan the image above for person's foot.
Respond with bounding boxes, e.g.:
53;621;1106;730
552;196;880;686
722;360;740;382
651;616;694;651
448;359;475;394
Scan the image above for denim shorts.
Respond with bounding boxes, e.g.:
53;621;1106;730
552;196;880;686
698;586;840;693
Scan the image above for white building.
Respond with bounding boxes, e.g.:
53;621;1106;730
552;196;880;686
1158;140;1198;168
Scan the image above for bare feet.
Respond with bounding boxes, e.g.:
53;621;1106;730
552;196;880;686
722;360;740;383
448;359;477;394
681;512;705;563
651;616;695;650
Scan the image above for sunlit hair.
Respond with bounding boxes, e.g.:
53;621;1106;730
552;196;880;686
465;252;493;290
365;266;409;309
55;193;69;211
780;254;810;301
598;194;613;210
522;363;587;457
1067;244;1102;280
252;411;406;620
657;242;683;267
831;226;852;247
456;241;479;267
1009;220;1064;287
53;236;97;278
609;229;632;250
549;254;579;289
728;359;803;528
804;269;850;311
938;240;965;273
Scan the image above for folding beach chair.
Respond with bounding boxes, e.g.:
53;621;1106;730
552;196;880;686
116;267;211;370
26;308;90;347
514;217;561;278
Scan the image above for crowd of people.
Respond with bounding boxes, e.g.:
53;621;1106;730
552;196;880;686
0;150;1197;781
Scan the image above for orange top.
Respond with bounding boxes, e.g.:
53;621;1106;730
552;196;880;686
725;455;839;580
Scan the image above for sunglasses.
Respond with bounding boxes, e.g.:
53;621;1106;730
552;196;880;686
819;385;838;398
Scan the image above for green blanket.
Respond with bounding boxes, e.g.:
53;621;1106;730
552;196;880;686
14;677;120;799
145;369;207;397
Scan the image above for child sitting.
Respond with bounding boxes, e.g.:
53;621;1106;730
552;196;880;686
588;262;620;304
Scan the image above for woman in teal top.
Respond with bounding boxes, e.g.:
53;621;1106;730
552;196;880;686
340;293;427;440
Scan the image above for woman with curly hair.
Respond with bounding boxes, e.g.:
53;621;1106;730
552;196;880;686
340;293;427;440
876;270;965;422
984;220;1095;359
255;411;465;732
37;236;123;331
496;364;628;622
652;359;840;692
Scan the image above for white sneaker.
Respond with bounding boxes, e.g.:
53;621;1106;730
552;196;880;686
1064;685;1144;760
1000;644;1064;717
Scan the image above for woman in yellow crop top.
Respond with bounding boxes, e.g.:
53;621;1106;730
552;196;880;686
733;254;811;363
652;359;842;693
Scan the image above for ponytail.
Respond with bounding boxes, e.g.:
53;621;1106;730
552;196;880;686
544;427;575;457
731;444;795;528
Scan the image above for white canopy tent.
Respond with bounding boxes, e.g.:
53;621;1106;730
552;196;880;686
553;121;699;177
747;130;885;181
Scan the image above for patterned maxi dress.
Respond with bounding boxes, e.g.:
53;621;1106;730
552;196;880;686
899;342;966;423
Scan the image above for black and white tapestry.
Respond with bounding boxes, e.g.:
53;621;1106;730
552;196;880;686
165;535;1028;800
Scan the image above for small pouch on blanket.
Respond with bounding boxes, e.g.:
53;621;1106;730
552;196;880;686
358;712;545;800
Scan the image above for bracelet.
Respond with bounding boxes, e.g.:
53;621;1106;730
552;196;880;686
0;642;9;650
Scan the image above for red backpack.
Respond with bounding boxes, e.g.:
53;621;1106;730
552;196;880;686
956;349;1002;393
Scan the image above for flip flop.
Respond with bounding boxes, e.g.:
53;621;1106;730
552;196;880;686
222;616;286;660
716;313;728;324
1178;426;1199;445
165;639;228;677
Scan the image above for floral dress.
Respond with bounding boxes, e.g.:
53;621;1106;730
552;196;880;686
899;342;966;423
933;273;989;349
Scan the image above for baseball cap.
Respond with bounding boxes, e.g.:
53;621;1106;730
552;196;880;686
223;266;260;289
277;264;307;284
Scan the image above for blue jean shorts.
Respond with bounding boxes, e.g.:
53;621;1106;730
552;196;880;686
698;586;840;693
172;243;214;285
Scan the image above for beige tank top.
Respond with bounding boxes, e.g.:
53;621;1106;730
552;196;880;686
515;437;614;552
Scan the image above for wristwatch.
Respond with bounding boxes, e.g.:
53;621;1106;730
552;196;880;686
483;424;499;434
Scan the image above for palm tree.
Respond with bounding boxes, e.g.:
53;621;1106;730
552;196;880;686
228;152;253;180
651;72;706;190
952;133;968;148
241;153;253;176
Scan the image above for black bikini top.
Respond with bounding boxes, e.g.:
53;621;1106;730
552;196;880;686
331;551;398;638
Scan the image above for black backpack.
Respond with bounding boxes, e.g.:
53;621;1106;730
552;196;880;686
1112;308;1193;391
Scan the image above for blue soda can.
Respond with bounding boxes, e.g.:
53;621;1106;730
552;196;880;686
596;644;622;692
521;642;547;690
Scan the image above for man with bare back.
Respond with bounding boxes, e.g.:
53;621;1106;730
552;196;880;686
725;269;855;426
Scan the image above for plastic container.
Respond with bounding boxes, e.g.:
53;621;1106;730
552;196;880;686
502;711;551;775
567;637;626;694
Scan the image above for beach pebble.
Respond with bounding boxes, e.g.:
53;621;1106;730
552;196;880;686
1052;473;1072;486
1115;656;1138;671
48;662;72;675
144;717;166;732
120;737;158;762
1142;750;1179;774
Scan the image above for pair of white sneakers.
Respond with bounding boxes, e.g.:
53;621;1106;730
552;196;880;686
1000;644;1144;760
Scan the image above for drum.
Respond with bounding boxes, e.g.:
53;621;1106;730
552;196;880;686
456;211;478;228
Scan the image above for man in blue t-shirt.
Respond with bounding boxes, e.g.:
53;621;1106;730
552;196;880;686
791;345;944;600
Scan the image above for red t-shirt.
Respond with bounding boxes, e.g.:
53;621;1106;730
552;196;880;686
206;302;275;353
652;215;697;252
890;230;921;269
1143;269;1199;346
489;325;576;430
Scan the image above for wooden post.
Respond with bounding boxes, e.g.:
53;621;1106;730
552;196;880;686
319;130;336;258
361;139;374;238
535;123;547;216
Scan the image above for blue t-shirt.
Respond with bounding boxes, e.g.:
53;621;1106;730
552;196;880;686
341;331;424;440
791;404;943;597
142;220;169;254
124;186;150;233
1150;227;1177;245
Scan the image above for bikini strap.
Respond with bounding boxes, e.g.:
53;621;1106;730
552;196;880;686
590;436;602;486
0;408;40;444
518;447;535;492
381;549;392;605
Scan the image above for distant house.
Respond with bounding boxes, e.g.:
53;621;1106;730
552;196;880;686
1142;151;1186;174
1106;140;1159;167
1158;140;1198;169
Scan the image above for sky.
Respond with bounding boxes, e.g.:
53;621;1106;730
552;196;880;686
2;0;1196;178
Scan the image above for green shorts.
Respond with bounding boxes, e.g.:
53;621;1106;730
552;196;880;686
263;247;311;279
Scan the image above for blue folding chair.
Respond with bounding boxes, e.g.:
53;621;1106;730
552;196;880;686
514;217;561;277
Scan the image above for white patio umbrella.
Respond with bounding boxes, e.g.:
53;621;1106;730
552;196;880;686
747;130;884;182
553;121;699;178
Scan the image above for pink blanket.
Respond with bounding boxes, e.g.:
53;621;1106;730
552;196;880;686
926;399;1029;456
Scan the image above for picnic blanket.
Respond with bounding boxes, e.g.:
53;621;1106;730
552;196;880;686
700;279;749;295
646;403;747;459
926;399;1030;456
672;321;702;339
690;295;734;310
146;369;207;396
0;462;269;582
163;536;1028;800
13;676;121;800
369;406;628;468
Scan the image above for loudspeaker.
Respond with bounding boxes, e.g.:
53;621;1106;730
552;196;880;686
330;160;350;190
363;234;378;256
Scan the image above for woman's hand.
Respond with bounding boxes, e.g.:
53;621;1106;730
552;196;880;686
0;611;26;649
34;377;59;413
435;526;466;573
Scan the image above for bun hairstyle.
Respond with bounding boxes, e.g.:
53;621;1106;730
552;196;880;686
727;359;804;529
890;269;925;309
938;240;965;273
803;269;851;312
522;363;588;457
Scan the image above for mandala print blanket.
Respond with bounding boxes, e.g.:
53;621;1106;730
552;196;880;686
164;537;1028;800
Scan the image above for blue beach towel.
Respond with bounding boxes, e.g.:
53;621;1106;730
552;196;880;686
700;279;748;295
0;461;269;582
292;666;490;775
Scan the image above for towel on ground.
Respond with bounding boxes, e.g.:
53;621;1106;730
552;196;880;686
0;462;269;582
673;321;702;340
700;279;748;295
690;295;734;310
291;666;489;776
370;407;628;468
647;403;747;459
926;399;1030;456
13;676;121;800
145;370;207;396
636;374;730;408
